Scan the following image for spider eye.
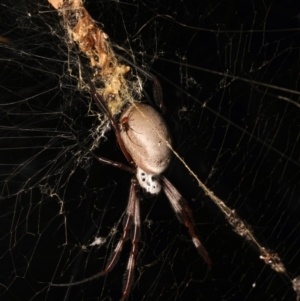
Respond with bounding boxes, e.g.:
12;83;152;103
136;167;161;194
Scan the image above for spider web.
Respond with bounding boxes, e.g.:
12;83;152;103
1;0;300;300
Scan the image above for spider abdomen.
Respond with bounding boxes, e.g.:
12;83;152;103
120;103;172;175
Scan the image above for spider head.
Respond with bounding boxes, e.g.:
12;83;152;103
136;167;161;195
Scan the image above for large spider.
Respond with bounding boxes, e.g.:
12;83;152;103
52;64;211;300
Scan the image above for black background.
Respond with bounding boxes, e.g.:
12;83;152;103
1;0;300;300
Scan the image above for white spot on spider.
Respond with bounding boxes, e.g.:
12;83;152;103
136;167;161;194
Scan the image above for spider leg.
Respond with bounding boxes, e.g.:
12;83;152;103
91;152;135;174
162;176;212;266
50;178;139;288
121;177;140;301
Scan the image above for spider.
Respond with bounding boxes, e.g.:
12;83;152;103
51;62;211;300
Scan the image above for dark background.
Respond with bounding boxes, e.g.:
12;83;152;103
1;0;300;300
